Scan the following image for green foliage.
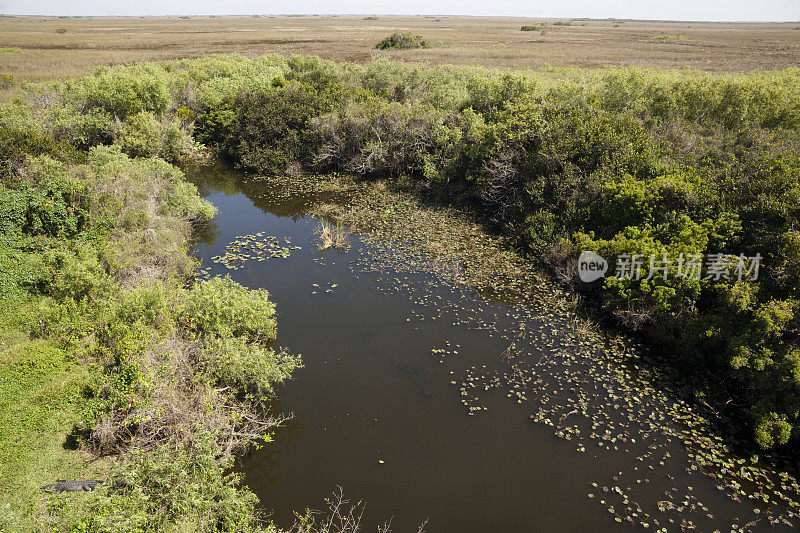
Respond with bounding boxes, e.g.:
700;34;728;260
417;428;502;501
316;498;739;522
0;104;290;530
45;438;268;533
375;32;431;50
115;111;195;161
311;98;462;180
0;180;89;242
0;105;84;181
0;73;14;90
49;104;114;149
183;276;277;341
63;64;173;120
226;81;343;173
195;104;235;146
200;337;301;394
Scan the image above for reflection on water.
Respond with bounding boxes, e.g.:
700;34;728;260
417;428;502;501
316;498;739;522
185;162;785;533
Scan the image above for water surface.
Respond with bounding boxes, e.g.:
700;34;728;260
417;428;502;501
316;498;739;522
188;163;779;533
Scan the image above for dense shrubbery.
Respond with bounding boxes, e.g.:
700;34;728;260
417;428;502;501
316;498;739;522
4;52;800;505
44;439;267;532
224;80;342;173
0;76;300;529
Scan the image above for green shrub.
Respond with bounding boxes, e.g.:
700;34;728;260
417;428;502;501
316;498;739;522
375;32;431;50
311;98;462;180
183;277;277;341
195;104;235;146
0;74;14;90
225;81;343;173
115;111;195;161
66;64;173;120
45;439;265;533
0;106;84;180
200;337;301;394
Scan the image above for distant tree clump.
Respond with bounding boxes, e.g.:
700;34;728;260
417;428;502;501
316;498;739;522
54;28;68;34
521;23;547;31
363;16;379;20
375;32;430;50
653;34;688;41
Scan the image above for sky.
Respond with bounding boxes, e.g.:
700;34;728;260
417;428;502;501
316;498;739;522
0;0;797;22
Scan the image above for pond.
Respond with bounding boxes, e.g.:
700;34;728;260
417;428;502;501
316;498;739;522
187;162;789;533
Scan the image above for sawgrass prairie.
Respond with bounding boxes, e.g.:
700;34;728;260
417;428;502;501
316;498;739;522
1;14;799;83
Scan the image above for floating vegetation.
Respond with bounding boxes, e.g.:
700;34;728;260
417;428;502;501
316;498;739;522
429;342;459;363
211;232;300;270
230;170;800;531
297;174;800;531
311;282;338;295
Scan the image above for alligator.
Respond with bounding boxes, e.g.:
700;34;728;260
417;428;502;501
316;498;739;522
40;479;104;493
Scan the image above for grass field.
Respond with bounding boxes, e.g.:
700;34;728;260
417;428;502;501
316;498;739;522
1;14;799;83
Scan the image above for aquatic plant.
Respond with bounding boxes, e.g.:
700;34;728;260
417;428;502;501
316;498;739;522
316;220;349;250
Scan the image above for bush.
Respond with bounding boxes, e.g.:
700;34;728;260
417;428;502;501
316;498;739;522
375;32;431;50
49;104;114;149
0;106;84;180
65;64;173;120
311;98;462;180
225;81;343;173
182;277;277;341
0;74;14;90
45;439;265;532
200;337;300;394
115;111;195;161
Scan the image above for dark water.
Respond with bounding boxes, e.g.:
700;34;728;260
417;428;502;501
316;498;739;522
187;163;778;533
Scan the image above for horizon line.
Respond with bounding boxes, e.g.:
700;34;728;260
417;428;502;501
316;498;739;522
1;13;798;24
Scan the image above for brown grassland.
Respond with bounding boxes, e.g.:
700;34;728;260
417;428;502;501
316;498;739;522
0;14;799;83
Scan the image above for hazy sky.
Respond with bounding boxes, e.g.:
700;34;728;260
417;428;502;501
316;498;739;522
0;0;797;22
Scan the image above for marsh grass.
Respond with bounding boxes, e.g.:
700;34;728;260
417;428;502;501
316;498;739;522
316;220;350;250
1;16;799;84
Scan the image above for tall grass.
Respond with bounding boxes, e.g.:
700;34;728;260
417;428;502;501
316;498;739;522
316;220;350;250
